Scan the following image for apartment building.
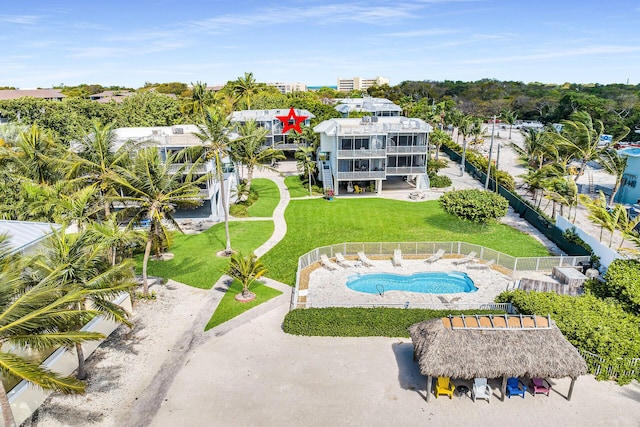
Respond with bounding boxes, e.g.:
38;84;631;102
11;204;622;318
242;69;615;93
335;97;402;117
268;82;307;94
336;76;390;93
228;109;315;151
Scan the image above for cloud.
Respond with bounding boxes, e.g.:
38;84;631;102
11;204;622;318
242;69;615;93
457;45;640;65
384;29;459;37
0;14;42;25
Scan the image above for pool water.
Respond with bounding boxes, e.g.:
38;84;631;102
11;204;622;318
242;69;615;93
346;271;477;294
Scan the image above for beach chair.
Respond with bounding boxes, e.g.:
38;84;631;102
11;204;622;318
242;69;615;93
335;252;355;268
424;249;445;264
452;251;477;265
531;378;551;396
472;378;492;403
467;259;495;270
506;377;527;399
320;254;340;271
392;249;403;267
434;376;455;399
357;252;374;267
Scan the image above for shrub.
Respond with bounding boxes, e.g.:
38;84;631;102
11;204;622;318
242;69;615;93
496;290;640;384
283;307;504;338
601;259;640;315
429;174;452;188
427;159;448;175
439;189;509;223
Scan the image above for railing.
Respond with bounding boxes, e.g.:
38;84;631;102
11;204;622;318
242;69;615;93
304;301;514;311
337;171;386;180
386;145;428;154
337;149;387;158
386;166;427;175
578;349;640;381
290;242;590;310
167;163;211;174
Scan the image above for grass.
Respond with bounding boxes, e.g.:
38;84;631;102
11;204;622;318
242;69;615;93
140;220;274;289
247;178;280;217
285;175;317;198
260;198;550;285
205;279;282;330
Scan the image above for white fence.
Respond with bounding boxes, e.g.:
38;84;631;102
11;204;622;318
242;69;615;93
578;349;640;381
556;215;622;269
291;242;590;310
3;293;132;427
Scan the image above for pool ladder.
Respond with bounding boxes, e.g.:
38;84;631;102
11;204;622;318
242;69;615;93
376;284;385;297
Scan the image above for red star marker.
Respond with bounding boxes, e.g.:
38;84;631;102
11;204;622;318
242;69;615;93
276;108;308;133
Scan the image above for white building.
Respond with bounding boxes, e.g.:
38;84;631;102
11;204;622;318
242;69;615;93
335;97;402;117
268;82;307;94
0;220;62;255
336;76;390;93
314;116;432;195
112;125;237;221
228;109;315;151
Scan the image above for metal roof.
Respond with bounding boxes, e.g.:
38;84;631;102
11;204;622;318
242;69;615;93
0;220;61;254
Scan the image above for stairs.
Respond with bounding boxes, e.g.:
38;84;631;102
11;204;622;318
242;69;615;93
417;174;430;189
320;161;334;192
588;173;594;194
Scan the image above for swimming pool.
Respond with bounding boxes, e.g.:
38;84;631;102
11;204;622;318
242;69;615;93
346;271;477;294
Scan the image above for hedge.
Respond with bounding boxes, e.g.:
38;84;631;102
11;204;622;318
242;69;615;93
439;189;509;223
283;307;504;338
599;259;640;315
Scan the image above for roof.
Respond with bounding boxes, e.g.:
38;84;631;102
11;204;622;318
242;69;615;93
0;89;65;101
409;315;587;379
0;220;62;254
314;117;432;135
334;97;402;114
90;90;134;103
229;109;315;122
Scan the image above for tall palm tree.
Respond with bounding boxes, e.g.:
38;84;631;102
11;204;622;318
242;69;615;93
470;119;484;146
598;148;629;205
111;147;207;295
29;230;135;380
226;252;267;299
231;120;284;195
579;192;612;242
86;216;145;266
194;106;237;255
180;81;214;119
232;72;259;110
520;128;556;169
429;128;449;161
9;124;62;185
502;109;517;139
0;236;104;427
614;206;640;250
295;146;317;196
458;116;473;176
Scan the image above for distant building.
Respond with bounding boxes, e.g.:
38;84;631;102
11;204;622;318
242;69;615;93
615;147;640;206
89;90;134;103
111;125;238;221
336;76;390;93
228;109;315;151
0;89;65;101
268;82;307;94
314;116;432;195
334;97;402;117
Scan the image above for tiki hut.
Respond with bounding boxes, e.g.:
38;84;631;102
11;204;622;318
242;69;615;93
409;314;588;402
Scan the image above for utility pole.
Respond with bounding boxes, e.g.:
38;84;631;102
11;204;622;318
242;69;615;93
485;115;496;190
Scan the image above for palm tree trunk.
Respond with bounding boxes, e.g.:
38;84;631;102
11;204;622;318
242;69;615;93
75;341;87;380
0;380;16;427
104;199;111;217
111;247;117;267
219;172;232;254
609;181;621;205
246;166;254;196
508;125;512;140
142;235;153;295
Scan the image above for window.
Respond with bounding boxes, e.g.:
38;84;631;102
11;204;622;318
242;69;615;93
622;173;637;188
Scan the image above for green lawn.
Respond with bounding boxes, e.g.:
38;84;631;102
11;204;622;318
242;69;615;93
247;178;280;217
260;198;550;285
205;279;282;330
142;220;274;289
285;175;315;198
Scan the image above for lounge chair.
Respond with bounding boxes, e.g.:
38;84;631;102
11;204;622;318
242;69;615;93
437;296;461;305
357;252;374;267
531;378;551;396
452;251;477;265
467;259;496;270
434;376;455;399
392;249;402;267
472;378;491;403
320;254;340;271
335;252;355;268
425;249;445;264
506;377;527;399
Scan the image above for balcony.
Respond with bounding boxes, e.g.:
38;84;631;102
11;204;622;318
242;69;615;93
167;163;212;174
386;166;427;175
336;170;386;180
386;145;428;154
337;149;387;158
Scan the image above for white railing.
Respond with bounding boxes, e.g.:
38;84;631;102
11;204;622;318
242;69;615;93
306;302;514;311
336;171;386;180
167;162;211;174
386;166;427;175
386;145;428;154
290;242;590;310
337;149;387;158
578;349;640;380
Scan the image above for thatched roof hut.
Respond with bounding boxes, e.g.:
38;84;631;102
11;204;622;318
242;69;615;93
409;315;588;401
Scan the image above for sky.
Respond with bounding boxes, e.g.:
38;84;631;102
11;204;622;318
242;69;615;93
2;0;640;89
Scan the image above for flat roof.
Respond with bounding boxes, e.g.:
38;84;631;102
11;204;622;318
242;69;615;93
314;117;432;135
229;109;315;122
0;220;61;254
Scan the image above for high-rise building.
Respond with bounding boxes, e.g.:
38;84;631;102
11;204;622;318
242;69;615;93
268;82;307;94
336;76;390;92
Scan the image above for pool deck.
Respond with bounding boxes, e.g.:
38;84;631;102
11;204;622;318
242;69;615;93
307;256;512;308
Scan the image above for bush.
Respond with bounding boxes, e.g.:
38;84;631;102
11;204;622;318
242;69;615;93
429;174;452;188
427;158;448;175
496;290;640;384
283;307;504;338
601;259;640;315
439;189;509;223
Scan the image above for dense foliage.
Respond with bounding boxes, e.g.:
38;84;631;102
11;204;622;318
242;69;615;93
429;174;452;188
283;307;504;337
439;189;509;223
596;259;640;315
496;290;640;384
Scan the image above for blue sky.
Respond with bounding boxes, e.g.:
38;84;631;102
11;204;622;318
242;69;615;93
2;0;640;88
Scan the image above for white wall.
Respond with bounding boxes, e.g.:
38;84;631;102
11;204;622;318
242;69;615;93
3;293;132;427
556;215;622;270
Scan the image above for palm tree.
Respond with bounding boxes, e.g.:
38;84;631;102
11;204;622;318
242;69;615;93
598;148;628;205
615;207;640;250
0;236;104;427
194;106;237;255
64;120;131;217
8;124;62;185
226;252;267;299
181;81;214;119
429;128;448;161
520;128;556;169
458;116;473;176
579;192;610;242
470;119;484;146
502;109;517;139
231;120;284;195
111;147;207;295
86;216;145;266
295;146;317;196
29;229;135;380
232;72;259;110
